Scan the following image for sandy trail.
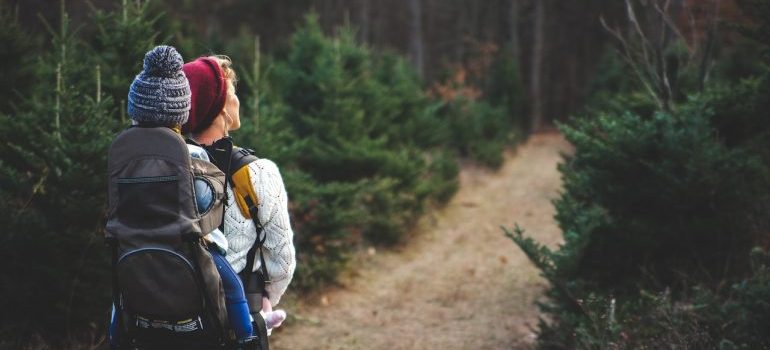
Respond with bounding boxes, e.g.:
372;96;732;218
272;133;570;350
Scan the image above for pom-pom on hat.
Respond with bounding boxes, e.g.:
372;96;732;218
127;45;191;126
182;57;228;135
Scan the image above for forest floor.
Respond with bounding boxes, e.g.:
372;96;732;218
272;132;571;350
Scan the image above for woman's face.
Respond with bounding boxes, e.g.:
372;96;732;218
224;86;241;131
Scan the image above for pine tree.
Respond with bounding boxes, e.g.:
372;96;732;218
0;0;169;343
505;1;770;347
89;0;163;122
0;5;38;114
250;15;460;290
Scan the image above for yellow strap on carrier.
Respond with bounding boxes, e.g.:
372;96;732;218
230;164;259;219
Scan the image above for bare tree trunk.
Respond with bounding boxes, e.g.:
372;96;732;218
359;0;370;44
205;5;220;40
568;51;579;118
454;0;466;61
408;0;424;77
530;0;545;132
508;0;521;61
470;0;480;40
698;0;720;91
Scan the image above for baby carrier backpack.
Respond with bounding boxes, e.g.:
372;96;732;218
105;125;230;349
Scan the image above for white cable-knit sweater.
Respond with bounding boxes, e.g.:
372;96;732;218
222;158;296;306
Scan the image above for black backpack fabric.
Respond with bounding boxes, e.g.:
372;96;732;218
105;126;229;349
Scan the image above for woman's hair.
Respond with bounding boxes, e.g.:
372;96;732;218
207;55;237;94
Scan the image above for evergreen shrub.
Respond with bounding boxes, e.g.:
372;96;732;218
508;53;770;350
236;15;462;291
0;1;162;343
0;12;115;344
439;98;511;168
507;98;770;348
0;7;37;114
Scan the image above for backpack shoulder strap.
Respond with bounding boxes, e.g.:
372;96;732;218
229;147;260;219
227;147;272;307
228;147;268;268
188;138;259;221
230;147;259;174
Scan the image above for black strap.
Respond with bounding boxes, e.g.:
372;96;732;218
240;195;271;349
242;195;270;293
186;237;226;345
107;238;123;343
253;313;270;350
230;147;259;173
221;144;233;232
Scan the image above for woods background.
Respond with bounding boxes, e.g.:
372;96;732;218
10;0;634;129
2;0;768;349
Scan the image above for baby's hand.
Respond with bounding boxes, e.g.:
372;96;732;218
259;296;287;334
263;309;287;329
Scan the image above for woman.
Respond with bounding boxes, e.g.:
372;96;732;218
182;55;296;333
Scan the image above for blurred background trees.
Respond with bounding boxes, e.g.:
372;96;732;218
8;0;628;131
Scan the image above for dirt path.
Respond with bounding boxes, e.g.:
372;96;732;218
272;133;570;350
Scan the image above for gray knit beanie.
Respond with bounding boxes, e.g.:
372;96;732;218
127;45;191;125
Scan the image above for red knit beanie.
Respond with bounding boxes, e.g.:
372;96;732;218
181;57;228;134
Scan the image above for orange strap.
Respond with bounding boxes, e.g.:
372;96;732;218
231;164;259;218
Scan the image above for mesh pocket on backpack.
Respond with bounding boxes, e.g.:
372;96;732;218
117;175;179;229
118;248;202;320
